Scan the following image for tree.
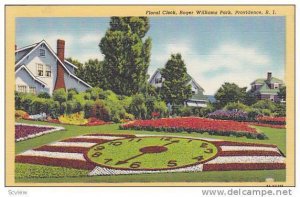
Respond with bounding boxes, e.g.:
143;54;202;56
69;58;106;88
99;17;152;95
243;91;257;106
277;86;286;102
214;83;247;108
160;53;192;105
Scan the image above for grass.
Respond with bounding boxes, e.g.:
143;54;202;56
15;119;286;183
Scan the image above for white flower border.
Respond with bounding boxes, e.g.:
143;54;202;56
15;123;64;142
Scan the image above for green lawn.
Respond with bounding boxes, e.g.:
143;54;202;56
15;119;286;183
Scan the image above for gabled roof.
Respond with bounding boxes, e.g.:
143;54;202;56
64;59;78;69
15;40;92;88
15;65;47;87
251;77;284;85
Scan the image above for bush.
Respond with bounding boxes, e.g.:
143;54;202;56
91;99;111;121
37;92;51;99
58;112;88;125
83;100;94;118
252;100;276;112
247;108;261;121
179;106;193;116
129;94;147;119
224;102;250;112
153;100;168;117
67;89;78;100
53;88;67;103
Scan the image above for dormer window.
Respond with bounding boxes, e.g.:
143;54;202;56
45;65;51;77
39;49;45;57
37;63;43;76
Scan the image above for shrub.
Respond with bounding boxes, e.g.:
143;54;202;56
179;106;193;116
91;99;111;121
58;112;88;125
48;100;60;119
153;100;168;117
37;92;50;99
224;102;250;112
262;109;272;116
31;97;49;115
67;89;78;100
83;100;94;118
252;100;276;112
129;94;147;119
247;108;261;121
53;88;67;103
15;110;29;120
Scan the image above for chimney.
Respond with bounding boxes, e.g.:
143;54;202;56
267;72;272;81
54;39;66;90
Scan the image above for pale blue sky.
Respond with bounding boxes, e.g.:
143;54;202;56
16;17;285;94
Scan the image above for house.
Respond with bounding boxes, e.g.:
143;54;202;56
15;39;91;95
250;72;285;102
149;69;208;107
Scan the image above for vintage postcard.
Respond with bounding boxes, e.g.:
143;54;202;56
5;5;295;186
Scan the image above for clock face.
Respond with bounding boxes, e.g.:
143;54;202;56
85;136;219;170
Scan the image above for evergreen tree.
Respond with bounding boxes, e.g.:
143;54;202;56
161;53;192;105
99;17;151;95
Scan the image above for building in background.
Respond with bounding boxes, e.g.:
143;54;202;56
15;39;91;95
250;72;285;102
149;69;208;107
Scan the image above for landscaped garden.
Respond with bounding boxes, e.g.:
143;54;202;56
15;118;286;183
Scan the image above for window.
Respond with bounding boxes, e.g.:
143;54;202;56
17;85;27;93
45;65;51;77
37;63;43;76
274;83;279;89
155;78;162;84
39;49;45;57
29;87;36;94
192;90;196;94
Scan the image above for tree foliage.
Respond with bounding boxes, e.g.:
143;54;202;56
161;53;192;105
68;58;106;88
277;86;286;102
99;17;152;95
214;83;247;108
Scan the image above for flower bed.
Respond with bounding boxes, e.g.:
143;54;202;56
15;134;285;176
84;117;109;126
120;117;266;139
208;110;248;121
256;116;286;125
15;123;64;142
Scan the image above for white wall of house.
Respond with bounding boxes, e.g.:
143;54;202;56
189;81;199;94
15;68;47;94
64;72;90;92
150;71;163;88
17;44;58;95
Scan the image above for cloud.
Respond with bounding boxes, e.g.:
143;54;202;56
76;52;104;63
150;41;279;95
79;33;103;44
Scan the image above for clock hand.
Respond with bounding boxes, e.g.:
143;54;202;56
115;153;146;165
163;140;180;146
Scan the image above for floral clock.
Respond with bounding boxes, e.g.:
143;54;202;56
85;136;219;170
